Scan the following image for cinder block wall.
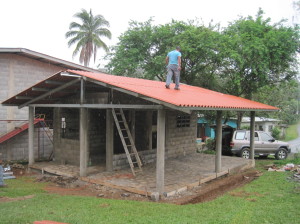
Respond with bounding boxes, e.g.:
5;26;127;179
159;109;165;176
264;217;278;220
112;110;197;170
165;110;197;158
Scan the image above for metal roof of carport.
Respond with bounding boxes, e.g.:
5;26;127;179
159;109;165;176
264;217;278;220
1;69;279;112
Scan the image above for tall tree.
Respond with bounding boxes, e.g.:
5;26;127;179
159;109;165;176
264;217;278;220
66;9;112;66
219;9;300;99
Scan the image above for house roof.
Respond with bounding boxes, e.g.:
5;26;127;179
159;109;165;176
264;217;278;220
0;48;99;73
1;70;279;112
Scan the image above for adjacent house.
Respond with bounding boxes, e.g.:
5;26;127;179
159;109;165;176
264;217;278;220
241;117;281;135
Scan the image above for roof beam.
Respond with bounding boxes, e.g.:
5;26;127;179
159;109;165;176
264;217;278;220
86;77;191;113
45;80;66;85
85;78;140;98
30;104;164;109
16;96;34;100
19;78;81;109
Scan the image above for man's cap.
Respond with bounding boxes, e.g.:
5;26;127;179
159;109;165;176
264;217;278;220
176;46;181;50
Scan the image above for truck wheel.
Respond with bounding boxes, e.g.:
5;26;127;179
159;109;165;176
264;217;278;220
275;148;288;160
240;148;250;159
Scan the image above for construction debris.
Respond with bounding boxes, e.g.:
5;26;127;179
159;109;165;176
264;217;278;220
267;163;300;183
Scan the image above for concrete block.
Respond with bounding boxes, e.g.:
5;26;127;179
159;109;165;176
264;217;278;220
151;192;160;201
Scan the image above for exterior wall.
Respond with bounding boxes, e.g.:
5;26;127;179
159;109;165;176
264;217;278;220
0;53;66;161
165;110;197;158
113;110;198;170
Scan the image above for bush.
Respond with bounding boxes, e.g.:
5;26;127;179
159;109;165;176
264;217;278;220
272;126;280;139
205;138;216;151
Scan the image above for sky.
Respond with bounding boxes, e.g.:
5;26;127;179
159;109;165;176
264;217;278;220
0;0;297;68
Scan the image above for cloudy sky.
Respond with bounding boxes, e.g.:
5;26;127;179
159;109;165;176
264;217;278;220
0;0;296;68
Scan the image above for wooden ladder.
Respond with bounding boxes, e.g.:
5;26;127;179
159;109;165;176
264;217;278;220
112;108;142;176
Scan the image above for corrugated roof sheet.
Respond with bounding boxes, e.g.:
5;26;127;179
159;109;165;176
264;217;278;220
68;70;279;111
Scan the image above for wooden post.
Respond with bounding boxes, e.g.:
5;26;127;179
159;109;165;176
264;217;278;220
146;111;153;151
106;109;114;171
250;111;255;165
215;110;222;173
156;109;166;194
28;106;35;165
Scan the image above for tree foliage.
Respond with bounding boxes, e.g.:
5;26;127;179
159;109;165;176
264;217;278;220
106;19;223;90
253;80;300;124
219;9;300;99
66;9;112;66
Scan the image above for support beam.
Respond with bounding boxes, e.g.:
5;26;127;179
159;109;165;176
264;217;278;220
30;104;163;109
28;106;35;165
146;111;153;151
79;79;88;176
106;109;114;171
19;78;81;109
215;110;222;173
80;107;88;176
156;109;166;195
250;111;255;165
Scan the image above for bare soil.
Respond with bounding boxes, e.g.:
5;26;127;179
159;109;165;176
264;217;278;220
2;166;262;204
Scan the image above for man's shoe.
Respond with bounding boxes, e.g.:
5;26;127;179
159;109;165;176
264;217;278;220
174;87;180;90
165;85;170;89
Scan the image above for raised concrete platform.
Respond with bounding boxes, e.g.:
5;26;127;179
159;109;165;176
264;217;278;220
29;153;253;196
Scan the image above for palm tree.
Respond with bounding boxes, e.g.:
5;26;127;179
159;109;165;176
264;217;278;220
66;9;112;66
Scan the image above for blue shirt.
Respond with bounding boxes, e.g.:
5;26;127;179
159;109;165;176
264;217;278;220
167;50;181;65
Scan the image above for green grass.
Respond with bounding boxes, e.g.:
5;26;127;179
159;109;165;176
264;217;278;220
283;122;299;141
1;160;300;224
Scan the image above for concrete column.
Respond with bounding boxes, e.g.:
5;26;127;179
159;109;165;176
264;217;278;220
80;108;88;176
156;109;166;194
250;111;255;165
215;110;222;173
146;111;153;151
106;109;114;171
28;106;35;165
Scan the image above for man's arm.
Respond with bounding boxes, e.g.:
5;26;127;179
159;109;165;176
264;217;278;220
178;56;181;70
165;56;169;65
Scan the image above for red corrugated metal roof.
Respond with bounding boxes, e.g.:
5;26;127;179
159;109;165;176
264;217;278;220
68;70;279;111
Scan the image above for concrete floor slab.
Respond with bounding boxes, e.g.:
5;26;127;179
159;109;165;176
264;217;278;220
29;153;253;196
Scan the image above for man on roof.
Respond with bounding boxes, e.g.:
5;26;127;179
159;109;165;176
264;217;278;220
165;46;182;90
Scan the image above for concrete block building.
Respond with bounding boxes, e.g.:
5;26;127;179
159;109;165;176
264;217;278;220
2;69;279;194
0;48;98;161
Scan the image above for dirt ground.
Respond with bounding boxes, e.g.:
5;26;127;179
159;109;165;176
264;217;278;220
1;166;262;204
